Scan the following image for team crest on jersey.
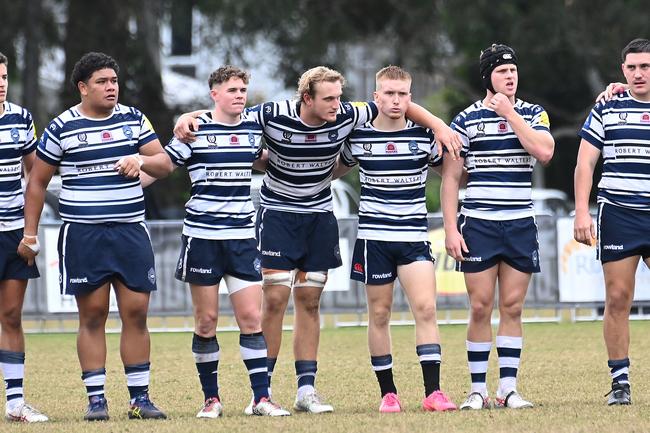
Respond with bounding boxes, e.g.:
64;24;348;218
328;131;338;142
497;121;508;133
385;142;397;153
122;125;133;140
618;112;628;125
100;130;113;142
305;133;317;143
248;133;255;146
77;132;88;147
476;122;486;136
230;135;240;145
265;105;272;114
641;112;650;123
363;142;372;156
408;141;419;155
10;128;20;144
147;267;156;284
353;263;364;274
282;131;292;142
253;258;261;273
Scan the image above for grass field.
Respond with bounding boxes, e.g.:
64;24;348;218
6;321;650;433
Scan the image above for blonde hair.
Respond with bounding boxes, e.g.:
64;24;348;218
296;66;345;102
375;65;411;89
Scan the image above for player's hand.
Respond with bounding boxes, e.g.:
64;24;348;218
17;236;40;266
173;114;198;143
596;82;627;103
445;229;469;261
434;124;462;160
573;210;596;246
488;93;515;118
114;155;142;178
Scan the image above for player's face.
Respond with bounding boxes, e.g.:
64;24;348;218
491;64;518;97
305;80;342;123
374;78;411;120
0;63;7;105
79;68;119;111
211;77;247;116
622;52;650;101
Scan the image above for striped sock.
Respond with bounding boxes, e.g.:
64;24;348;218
370;354;397;397
466;340;491;397
192;333;220;400
496;335;522;397
124;362;150;401
295;360;317;399
81;368;106;401
267;357;277;396
417;344;441;396
608;358;630;386
240;332;269;403
0;350;25;411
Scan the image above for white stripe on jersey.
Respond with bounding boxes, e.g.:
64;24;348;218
452;99;550;220
246;100;377;213
0;102;37;230
165;113;263;239
342;120;440;241
580;91;650;211
37;104;157;223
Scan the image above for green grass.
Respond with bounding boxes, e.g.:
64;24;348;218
9;321;650;432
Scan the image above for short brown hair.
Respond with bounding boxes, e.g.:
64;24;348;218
296;66;345;102
208;65;249;89
0;52;7;66
375;65;411;88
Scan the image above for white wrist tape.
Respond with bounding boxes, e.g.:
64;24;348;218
22;238;41;254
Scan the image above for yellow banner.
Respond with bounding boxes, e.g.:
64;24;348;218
428;227;467;296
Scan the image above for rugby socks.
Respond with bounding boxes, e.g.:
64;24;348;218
267;357;277;395
124;362;150;402
370;354;397;397
81;368;106;402
417;344;441;396
0;350;25;411
192;333;220;400
466;340;491;396
295;360;317;399
496;336;522;397
608;358;630;386
240;332;270;403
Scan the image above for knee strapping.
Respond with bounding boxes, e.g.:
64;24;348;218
293;271;327;288
262;271;294;289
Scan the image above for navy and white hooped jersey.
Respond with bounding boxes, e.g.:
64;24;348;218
165;112;263;239
245;100;378;213
580;91;650;211
37;103;157;223
0;102;37;231
452;99;551;220
341;121;441;242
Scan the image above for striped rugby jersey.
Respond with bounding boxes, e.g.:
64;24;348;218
452;99;551;220
37;103;157;223
341;120;441;241
580;91;650;211
245;100;377;213
0;102;37;231
165;112;263;239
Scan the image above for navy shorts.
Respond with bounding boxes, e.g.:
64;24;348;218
175;236;262;287
457;215;540;274
58;222;157;295
350;239;434;285
255;208;341;271
0;229;39;280
597;203;650;264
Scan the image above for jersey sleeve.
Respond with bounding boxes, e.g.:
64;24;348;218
22;110;38;154
244;102;276;127
340;140;358;167
451;113;471;158
36;121;63;166
165;137;192;166
347;101;379;128
137;113;158;147
579;102;605;150
530;104;551;132
427;130;442;167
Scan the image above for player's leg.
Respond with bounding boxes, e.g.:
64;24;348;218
398;258;456;411
189;283;222;418
602;256;638;405
494;263;533;409
75;283;111;421
261;270;292;388
0;278;47;422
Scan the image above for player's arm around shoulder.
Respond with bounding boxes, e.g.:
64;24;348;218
405;102;462;160
573;139;601;246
